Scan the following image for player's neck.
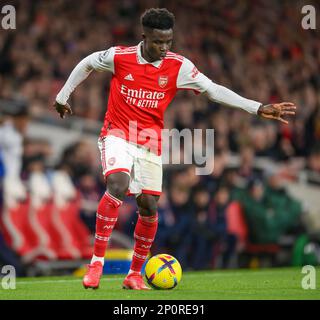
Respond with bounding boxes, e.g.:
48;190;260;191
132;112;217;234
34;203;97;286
140;43;156;63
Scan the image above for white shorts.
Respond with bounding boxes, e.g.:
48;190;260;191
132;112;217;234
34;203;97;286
98;135;162;196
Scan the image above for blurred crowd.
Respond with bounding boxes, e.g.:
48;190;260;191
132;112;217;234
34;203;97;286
0;0;320;161
1;0;320;273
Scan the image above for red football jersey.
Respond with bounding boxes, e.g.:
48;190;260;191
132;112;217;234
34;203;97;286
101;45;184;155
56;42;214;154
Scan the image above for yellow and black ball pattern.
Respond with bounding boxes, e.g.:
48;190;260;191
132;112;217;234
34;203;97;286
145;254;182;289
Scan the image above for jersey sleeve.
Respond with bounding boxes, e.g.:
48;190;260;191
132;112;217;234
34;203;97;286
55;47;115;105
177;57;261;114
176;58;211;93
90;47;115;73
205;83;261;114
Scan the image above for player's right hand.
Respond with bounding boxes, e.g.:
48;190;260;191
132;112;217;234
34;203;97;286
54;101;73;119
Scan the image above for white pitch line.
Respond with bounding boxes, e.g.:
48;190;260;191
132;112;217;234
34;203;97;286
15;271;261;285
16;277;124;285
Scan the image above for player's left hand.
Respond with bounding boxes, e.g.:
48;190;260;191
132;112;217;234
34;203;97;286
53;101;73;119
257;102;296;124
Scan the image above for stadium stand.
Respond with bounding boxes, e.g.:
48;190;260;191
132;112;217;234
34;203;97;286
1;0;320;274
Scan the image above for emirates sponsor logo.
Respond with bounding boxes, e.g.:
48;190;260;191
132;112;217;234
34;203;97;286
120;84;165;100
158;75;168;88
120;84;165;109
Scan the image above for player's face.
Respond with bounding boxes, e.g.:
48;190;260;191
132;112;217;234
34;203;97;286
142;28;173;62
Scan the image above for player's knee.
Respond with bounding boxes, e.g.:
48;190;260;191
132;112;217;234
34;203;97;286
106;172;129;200
107;183;128;200
137;194;159;216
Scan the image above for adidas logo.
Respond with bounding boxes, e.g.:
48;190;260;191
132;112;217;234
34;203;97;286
124;73;134;81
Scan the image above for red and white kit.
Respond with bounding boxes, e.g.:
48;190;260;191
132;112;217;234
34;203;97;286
56;42;261;195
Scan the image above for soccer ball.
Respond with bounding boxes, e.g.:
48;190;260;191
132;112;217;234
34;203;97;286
144;254;182;289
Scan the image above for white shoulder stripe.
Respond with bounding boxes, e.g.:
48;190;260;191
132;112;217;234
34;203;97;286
115;48;137;52
116;52;137;55
164;56;184;62
115;47;137;54
166;53;184;59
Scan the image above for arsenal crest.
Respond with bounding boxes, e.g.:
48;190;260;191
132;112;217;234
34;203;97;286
158;75;168;88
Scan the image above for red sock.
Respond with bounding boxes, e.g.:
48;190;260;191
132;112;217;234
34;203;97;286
130;213;158;273
93;192;122;257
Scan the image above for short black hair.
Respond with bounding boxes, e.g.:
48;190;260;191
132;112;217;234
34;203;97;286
141;8;175;30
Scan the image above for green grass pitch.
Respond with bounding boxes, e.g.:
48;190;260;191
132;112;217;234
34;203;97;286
1;267;320;300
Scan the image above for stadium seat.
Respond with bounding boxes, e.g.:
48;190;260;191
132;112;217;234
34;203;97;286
1;199;42;261
226;201;248;247
29;198;60;260
51;193;93;260
0;186;93;262
225;201;280;267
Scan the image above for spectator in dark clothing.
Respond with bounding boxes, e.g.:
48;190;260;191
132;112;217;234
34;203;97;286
265;169;303;235
208;184;238;269
189;184;213;270
239;177;277;244
153;189;176;254
0;232;27;277
201;151;227;194
240;175;302;245
167;185;193;270
306;144;320;175
77;170;103;233
305;105;320;156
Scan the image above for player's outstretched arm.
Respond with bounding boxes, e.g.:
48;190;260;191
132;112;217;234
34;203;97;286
177;58;297;124
204;82;297;124
54;48;115;119
257;102;296;124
